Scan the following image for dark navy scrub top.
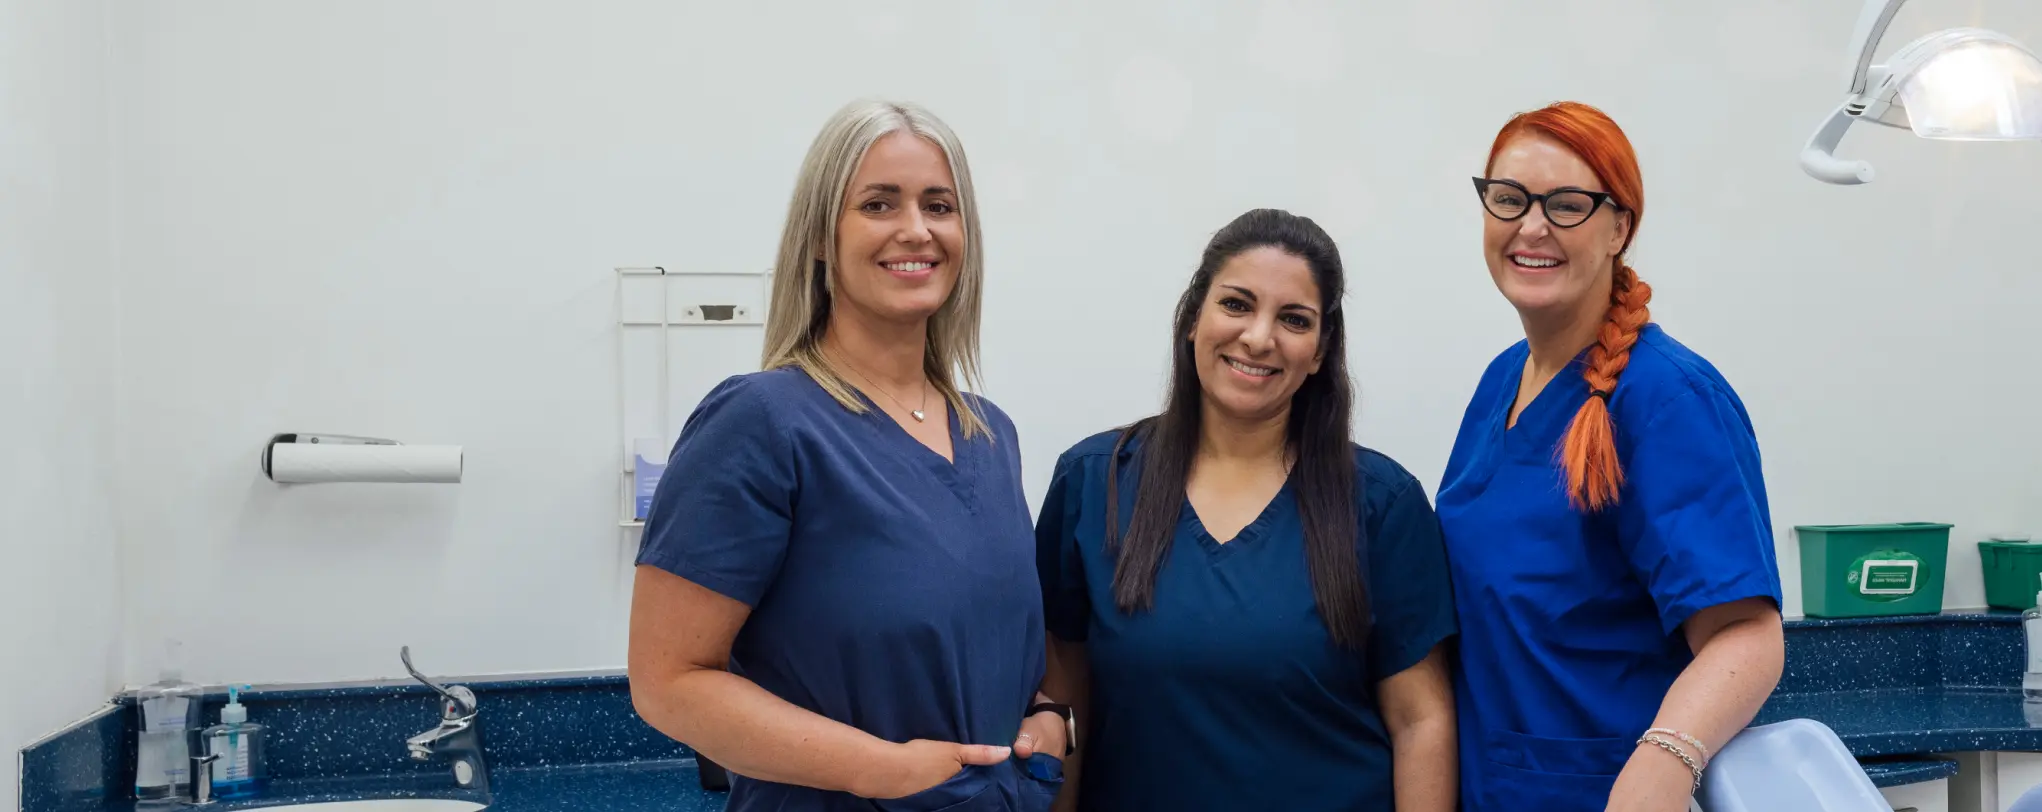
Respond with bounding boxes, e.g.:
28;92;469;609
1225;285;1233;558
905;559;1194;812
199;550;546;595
1437;323;1783;812
1036;429;1457;812
636;367;1059;812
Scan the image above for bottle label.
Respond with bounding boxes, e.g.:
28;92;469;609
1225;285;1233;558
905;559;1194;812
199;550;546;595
211;732;254;783
142;696;192;732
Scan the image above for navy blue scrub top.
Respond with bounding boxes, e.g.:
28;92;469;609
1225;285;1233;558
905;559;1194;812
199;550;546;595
1036;429;1457;812
636;367;1057;812
1437;323;1783;812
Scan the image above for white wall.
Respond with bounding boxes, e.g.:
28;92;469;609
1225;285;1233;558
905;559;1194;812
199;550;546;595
0;0;121;807
104;0;2042;687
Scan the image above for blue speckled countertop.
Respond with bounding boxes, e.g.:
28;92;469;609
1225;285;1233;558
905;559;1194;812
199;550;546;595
1783;609;2028;628
19;674;734;812
69;763;726;812
1758;687;2042;757
1777;610;2026;695
1859;758;1960;788
91;762;726;812
485;762;723;812
23;610;2035;812
1763;610;2042;780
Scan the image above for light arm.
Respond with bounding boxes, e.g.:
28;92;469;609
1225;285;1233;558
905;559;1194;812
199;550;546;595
1379;644;1457;812
1800;100;1876;184
1802;0;1907;184
1847;0;1909;95
1604;598;1786;810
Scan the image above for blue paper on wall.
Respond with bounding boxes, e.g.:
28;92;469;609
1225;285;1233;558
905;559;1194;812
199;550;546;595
633;438;668;521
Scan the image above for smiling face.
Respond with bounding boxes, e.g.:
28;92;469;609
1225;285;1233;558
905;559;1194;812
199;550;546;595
1190;246;1327;424
1481;133;1632;320
831;130;965;326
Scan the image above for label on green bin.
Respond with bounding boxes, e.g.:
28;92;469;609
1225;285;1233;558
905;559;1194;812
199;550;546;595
1846;550;1922;600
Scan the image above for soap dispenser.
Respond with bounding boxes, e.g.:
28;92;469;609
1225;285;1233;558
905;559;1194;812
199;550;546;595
2025;575;2042;701
201;685;268;798
133;640;204;806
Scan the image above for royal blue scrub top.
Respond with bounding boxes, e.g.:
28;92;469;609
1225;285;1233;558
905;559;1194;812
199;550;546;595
636;367;1059;812
1437;323;1783;811
1036;429;1457;812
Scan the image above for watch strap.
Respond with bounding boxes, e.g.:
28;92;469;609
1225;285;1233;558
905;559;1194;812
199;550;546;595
1027;702;1076;756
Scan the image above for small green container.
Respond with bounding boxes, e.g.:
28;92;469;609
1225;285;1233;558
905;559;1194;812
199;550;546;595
1979;538;2042;610
1795;522;1952;618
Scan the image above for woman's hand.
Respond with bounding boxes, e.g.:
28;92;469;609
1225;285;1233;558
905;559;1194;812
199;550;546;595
1011;705;1067;761
857;740;1011;800
1604;743;1698;812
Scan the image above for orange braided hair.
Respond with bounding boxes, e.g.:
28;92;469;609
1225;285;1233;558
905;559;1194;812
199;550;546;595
1486;101;1648;512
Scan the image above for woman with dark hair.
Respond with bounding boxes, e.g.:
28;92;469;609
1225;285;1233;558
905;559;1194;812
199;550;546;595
1025;208;1459;811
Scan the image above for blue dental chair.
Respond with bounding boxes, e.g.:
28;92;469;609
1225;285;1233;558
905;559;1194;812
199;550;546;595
1694;719;1893;812
2009;783;2042;812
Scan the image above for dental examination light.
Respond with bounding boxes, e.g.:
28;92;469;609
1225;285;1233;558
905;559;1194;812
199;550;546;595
1800;0;2042;184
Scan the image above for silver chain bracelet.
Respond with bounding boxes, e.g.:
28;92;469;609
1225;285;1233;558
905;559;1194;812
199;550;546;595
1638;732;1704;793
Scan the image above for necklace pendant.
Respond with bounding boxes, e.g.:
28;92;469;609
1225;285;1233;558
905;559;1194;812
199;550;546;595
911;409;927;422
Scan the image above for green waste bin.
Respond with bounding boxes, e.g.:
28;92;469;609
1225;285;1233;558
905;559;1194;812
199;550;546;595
1795;522;1952;618
1979;538;2042;610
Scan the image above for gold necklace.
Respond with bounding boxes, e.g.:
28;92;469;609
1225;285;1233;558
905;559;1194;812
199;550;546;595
829;352;929;422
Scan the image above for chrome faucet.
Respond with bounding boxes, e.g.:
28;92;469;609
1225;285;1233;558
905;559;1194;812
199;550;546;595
400;646;491;795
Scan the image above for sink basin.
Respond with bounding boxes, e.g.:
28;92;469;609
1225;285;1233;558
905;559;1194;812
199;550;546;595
240;801;484;812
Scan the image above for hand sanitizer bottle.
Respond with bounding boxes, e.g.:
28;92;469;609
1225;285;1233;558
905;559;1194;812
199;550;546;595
133;641;203;806
201;685;269;799
2024;574;2042;700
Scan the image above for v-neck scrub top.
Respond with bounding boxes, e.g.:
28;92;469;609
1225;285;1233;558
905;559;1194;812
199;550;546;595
1437;323;1783;812
635;367;1057;812
1035;429;1457;812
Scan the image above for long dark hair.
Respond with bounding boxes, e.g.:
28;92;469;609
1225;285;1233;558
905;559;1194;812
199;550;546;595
1104;208;1368;650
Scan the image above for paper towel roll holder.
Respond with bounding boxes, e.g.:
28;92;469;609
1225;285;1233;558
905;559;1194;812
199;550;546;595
261;432;401;480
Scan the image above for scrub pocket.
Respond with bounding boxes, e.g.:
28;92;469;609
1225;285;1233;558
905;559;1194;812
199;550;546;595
868;764;998;812
1016;753;1065;812
1479;728;1630;811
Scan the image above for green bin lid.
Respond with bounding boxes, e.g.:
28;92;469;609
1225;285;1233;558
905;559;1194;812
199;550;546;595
1792;522;1954;532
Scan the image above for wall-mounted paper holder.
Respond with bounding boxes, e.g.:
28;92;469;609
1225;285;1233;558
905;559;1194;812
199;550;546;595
614;265;772;528
260;432;464;484
260;432;395;476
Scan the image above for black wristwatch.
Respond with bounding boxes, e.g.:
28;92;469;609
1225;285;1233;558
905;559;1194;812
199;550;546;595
1028;701;1077;756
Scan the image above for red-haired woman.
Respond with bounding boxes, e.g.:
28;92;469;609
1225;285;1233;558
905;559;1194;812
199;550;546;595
1438;101;1787;812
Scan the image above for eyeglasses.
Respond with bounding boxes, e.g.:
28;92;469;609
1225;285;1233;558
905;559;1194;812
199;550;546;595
1471;177;1622;228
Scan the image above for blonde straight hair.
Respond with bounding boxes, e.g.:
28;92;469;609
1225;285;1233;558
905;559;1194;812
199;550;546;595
759;99;991;439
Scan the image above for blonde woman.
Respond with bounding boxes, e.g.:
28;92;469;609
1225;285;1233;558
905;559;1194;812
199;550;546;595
627;99;1067;812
